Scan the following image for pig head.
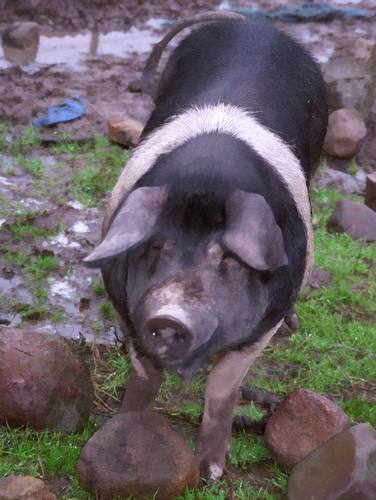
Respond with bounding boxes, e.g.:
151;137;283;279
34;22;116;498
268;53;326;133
85;185;287;378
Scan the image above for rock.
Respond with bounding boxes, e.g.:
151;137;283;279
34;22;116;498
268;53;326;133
108;118;143;148
323;109;367;159
0;327;93;433
288;423;376;500
327;199;376;241
365;171;376;212
77;411;199;499
322;37;376;119
308;267;332;289
313;167;363;195
2;22;40;49
264;389;350;468
0;475;57;500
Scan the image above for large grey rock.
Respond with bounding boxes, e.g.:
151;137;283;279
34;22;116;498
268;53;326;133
365;171;376;212
0;327;93;433
327;199;376;241
0;475;56;500
2;22;39;49
264;389;350;468
314;167;363;195
324;109;367;159
77;412;199;499
322;37;376;119
288;423;376;500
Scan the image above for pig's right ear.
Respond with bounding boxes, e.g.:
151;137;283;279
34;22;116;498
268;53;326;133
223;190;288;272
84;186;167;267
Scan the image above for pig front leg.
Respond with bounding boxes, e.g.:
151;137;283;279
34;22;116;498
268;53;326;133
195;321;283;479
120;342;164;412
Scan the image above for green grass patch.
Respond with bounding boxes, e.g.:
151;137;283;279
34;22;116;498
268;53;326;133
231;434;270;467
0;424;96;499
70;136;128;207
9;125;41;156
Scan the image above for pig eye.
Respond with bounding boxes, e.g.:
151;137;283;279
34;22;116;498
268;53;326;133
260;270;271;283
149;241;164;254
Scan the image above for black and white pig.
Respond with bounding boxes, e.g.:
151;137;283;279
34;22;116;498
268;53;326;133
84;13;327;479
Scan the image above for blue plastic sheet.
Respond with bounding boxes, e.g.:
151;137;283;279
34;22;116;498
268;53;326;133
32;97;86;127
221;3;371;23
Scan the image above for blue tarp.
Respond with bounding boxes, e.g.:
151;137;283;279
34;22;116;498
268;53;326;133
221;3;371;23
32;97;86;127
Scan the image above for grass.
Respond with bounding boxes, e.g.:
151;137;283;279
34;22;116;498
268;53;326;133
0;425;96;499
70;136;128;207
1;123;375;499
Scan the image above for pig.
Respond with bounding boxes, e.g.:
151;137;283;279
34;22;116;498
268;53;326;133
84;12;328;479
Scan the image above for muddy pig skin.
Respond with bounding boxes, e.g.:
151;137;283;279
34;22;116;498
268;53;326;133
84;17;327;479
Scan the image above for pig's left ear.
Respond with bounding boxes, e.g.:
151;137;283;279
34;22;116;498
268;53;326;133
84;186;167;267
223;190;288;272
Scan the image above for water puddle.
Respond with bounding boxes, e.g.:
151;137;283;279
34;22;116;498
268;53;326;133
0;18;166;71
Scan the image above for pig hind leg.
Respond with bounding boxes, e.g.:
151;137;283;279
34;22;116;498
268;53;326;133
120;342;164;412
196;321;282;479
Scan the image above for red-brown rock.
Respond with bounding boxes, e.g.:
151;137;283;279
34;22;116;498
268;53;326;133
324;108;367;158
0;475;57;500
288;423;376;500
264;389;350;468
108;118;143;147
77;411;199;499
365;171;376;213
0;327;93;433
327;199;376;241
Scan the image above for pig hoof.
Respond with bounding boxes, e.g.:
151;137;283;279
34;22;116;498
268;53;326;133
208;463;224;480
285;310;299;331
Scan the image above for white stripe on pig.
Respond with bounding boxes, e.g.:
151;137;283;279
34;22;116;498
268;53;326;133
106;103;313;287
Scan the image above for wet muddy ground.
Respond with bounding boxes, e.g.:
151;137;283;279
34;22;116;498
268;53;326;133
0;2;376;497
1;0;376;344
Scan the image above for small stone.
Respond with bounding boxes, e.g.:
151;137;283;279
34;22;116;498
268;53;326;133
313;168;363;195
108;118;143;148
264;389;350;468
0;475;57;500
365;171;376;212
324;109;367;159
288;423;376;500
327;199;376;241
0;327;93;433
77;412;199;499
2;22;40;49
308;267;332;289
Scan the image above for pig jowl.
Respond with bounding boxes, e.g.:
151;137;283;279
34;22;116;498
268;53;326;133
84;16;327;478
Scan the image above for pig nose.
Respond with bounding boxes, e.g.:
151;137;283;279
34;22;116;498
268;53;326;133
143;316;192;359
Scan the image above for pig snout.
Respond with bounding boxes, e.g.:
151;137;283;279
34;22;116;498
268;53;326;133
135;280;219;366
142;315;193;360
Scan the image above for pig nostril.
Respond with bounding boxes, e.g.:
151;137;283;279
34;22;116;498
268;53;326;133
174;332;185;343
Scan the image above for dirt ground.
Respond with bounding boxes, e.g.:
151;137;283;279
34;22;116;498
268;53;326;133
0;1;376;498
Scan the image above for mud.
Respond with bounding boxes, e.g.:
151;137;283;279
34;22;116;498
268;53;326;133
0;0;376;345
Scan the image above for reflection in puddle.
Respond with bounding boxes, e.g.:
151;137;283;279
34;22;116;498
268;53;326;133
0;18;165;70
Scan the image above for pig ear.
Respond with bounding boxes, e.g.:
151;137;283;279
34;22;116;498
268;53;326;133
84;186;167;267
223;190;288;272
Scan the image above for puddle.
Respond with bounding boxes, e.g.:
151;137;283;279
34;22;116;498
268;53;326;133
0;18;166;71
